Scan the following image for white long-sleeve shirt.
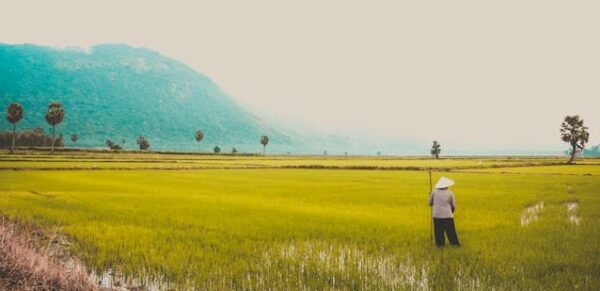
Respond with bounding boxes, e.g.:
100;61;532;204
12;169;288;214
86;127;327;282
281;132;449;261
428;189;456;218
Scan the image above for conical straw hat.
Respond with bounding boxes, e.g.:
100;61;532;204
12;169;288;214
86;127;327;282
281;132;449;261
435;177;455;189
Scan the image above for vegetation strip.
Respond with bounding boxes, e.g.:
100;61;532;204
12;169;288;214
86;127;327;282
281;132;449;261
0;161;573;172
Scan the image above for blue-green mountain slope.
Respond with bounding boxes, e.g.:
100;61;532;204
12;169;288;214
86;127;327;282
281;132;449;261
0;44;294;152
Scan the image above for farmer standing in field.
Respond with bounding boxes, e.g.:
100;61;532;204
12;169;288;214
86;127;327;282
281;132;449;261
429;177;460;247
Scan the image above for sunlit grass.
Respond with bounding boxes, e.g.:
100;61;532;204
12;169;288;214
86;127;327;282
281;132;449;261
0;161;598;290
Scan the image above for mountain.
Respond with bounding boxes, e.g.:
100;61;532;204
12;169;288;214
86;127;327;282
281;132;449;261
0;43;420;154
0;44;295;152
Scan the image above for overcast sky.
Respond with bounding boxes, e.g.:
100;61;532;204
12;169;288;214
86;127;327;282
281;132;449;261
1;0;598;152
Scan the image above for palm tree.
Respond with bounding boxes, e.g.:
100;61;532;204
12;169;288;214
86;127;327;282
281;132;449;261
431;140;441;159
6;103;24;153
45;102;64;154
195;130;204;151
260;135;269;155
560;115;589;164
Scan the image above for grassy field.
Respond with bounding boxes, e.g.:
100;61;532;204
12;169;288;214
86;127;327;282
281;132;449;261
0;152;599;290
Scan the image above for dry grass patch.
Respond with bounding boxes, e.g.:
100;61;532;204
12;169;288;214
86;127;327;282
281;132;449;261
0;218;97;291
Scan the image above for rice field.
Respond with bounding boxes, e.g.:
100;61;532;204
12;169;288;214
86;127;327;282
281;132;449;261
462;165;600;176
0;151;599;290
0;151;587;170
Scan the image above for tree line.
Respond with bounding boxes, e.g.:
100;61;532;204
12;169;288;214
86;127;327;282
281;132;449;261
4;102;271;155
5;102;64;153
4;102;594;162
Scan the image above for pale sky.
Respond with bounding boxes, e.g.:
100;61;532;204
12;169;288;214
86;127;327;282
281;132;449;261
1;0;599;152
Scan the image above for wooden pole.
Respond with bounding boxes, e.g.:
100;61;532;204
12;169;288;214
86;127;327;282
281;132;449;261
429;170;434;244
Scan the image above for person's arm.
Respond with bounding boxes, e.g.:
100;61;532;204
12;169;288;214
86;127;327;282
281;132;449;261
428;192;434;206
450;192;456;213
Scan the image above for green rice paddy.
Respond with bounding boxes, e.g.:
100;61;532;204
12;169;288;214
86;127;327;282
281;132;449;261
0;151;598;290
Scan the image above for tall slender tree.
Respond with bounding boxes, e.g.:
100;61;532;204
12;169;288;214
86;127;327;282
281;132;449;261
560;115;589;164
260;135;269;155
6;103;23;153
45;102;64;154
430;140;441;159
195;130;204;151
71;133;78;144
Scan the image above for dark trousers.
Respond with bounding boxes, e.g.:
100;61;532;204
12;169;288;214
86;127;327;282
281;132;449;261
433;218;460;246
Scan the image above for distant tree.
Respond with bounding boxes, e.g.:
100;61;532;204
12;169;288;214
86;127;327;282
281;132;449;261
195;130;204;151
260;135;269;155
6;103;23;153
344;152;348;157
214;146;221;154
121;138;126;145
560;115;589;164
105;139;122;150
71;134;78;143
137;136;150;151
232;147;238;154
324;150;328;156
377;151;381;156
45;102;65;154
583;144;599;157
431;140;441;159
